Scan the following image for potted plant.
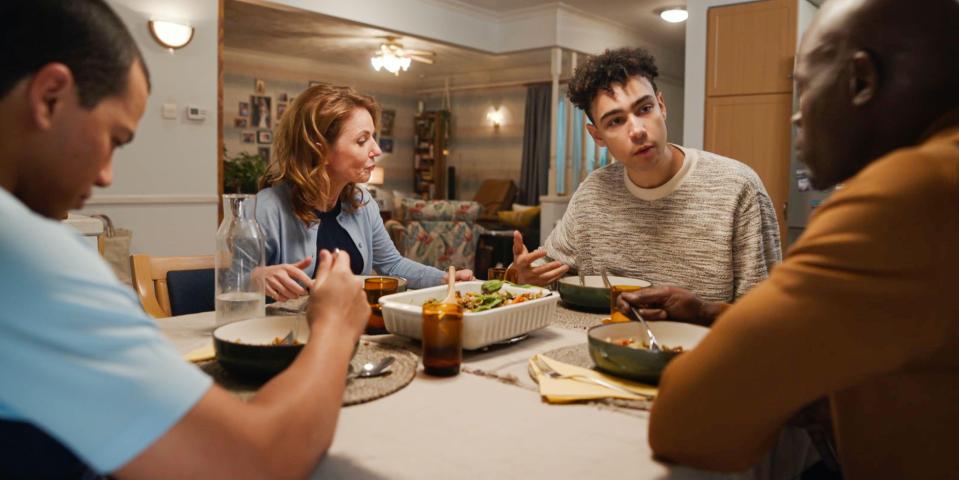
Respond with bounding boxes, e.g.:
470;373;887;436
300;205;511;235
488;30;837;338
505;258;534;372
223;150;267;194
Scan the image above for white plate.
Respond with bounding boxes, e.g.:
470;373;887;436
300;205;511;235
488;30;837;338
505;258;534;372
379;281;559;350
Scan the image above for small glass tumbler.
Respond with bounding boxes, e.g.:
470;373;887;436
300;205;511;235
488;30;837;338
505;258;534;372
364;277;399;335
421;302;465;376
609;284;645;323
487;266;507;281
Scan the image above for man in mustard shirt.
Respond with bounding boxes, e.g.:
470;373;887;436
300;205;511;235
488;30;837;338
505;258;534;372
619;0;959;478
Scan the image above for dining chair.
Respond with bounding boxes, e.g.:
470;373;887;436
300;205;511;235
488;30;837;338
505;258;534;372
130;253;214;318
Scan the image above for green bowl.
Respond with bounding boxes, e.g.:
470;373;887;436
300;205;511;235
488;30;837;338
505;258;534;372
557;275;651;310
587;321;709;384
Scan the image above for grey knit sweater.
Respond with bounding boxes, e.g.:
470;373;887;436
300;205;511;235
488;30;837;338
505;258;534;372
545;145;781;302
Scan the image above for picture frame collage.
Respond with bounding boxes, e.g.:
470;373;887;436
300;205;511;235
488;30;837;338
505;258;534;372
234;78;294;162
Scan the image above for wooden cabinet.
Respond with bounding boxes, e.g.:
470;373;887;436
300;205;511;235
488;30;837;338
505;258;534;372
705;93;793;236
705;0;797;243
413;111;451;200
706;0;796;96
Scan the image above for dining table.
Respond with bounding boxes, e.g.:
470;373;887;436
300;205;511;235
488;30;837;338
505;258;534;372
159;304;819;480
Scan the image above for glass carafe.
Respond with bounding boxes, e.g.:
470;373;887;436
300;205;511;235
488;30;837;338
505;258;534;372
215;194;266;326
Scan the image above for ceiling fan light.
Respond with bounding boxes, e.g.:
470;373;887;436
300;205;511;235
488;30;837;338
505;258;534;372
400;56;412;70
659;8;688;23
371;55;384;71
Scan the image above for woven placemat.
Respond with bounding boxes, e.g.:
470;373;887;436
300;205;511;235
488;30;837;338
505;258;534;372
533;343;652;413
197;341;417;406
551;304;608;330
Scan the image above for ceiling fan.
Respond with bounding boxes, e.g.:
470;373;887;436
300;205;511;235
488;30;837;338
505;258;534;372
371;36;435;76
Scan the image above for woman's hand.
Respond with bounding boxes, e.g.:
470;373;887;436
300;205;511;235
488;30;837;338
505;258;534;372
306;250;370;338
442;269;475;282
260;257;314;302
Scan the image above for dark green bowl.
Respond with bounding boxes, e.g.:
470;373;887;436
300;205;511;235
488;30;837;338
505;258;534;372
213;316;306;381
587;321;709;384
558;275;651;310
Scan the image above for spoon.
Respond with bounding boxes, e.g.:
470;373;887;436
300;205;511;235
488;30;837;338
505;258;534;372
350;356;395;379
442;265;457;305
630;306;661;353
600;265;612;289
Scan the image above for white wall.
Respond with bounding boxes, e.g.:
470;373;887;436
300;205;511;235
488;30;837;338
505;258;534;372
682;0;762;149
81;0;219;256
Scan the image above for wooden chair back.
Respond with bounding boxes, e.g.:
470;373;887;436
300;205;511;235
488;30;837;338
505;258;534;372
130;254;214;318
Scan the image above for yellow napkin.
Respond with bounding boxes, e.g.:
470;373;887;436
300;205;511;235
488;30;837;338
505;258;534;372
184;342;215;363
529;354;657;403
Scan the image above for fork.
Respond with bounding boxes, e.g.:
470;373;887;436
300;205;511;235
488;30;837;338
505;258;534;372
533;356;653;399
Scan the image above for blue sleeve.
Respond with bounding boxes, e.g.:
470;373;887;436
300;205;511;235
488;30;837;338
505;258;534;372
367;199;444;289
255;188;281;266
0;211;211;474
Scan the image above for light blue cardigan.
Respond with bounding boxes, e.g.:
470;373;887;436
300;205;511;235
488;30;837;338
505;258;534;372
254;183;444;289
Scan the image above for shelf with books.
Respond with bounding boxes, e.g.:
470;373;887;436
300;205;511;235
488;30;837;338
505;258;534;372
412;110;450;200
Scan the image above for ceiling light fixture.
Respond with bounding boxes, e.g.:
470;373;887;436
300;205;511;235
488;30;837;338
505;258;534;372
148;20;194;52
658;7;688;23
371;43;412;76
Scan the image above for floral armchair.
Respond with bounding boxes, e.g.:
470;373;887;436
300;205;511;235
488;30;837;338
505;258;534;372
385;198;486;271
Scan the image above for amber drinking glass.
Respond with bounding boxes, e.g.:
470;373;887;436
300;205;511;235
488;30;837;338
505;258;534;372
421;302;465;376
364;277;399;335
609;284;645;323
487;266;507;281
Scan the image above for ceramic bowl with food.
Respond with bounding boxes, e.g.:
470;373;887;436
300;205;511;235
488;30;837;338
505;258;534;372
558;275;651;310
587;321;709;384
213;315;308;380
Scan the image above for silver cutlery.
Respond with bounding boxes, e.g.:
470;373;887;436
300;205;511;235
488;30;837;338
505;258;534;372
349;356;395;380
533;356;653;399
630;307;661;353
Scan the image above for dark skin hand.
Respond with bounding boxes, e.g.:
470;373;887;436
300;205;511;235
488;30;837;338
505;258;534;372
616;286;728;327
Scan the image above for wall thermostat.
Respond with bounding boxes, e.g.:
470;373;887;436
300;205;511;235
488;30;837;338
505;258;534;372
186;105;207;121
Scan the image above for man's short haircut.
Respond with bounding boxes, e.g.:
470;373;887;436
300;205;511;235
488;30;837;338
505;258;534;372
0;0;149;109
568;47;659;123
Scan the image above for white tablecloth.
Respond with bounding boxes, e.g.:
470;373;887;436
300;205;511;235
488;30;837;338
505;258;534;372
158;311;818;480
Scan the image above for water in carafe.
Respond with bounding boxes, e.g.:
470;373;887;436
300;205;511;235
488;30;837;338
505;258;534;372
216;194;266;326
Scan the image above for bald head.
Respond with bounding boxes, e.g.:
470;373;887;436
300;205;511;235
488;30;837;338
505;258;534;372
793;0;959;189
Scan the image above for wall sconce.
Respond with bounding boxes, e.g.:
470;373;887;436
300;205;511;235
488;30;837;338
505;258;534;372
367;165;385;186
487;108;504;128
148;20;194;52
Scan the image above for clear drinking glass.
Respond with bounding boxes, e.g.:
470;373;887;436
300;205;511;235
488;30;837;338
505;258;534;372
215;194;266;327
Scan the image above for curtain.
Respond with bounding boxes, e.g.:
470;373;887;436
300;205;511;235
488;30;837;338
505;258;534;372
518;85;551;205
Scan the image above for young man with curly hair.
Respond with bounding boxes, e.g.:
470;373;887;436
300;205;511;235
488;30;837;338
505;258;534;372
510;48;782;309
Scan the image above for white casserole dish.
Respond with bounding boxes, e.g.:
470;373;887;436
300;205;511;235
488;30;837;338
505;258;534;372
379;281;559;349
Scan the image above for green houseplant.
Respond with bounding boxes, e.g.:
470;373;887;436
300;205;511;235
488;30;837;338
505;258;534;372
223;150;267;194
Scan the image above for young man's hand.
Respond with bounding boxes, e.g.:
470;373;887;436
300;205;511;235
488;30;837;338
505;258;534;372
617;286;728;326
510;231;569;286
258;258;313;302
306;250;369;338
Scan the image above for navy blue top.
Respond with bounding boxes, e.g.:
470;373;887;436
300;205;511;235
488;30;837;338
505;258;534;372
316;202;363;274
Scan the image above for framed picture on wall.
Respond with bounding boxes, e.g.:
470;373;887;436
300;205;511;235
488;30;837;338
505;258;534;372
238;101;249;117
250;95;271;129
257;130;273;144
277;92;288;103
258;147;270;162
234;117;248;128
254;78;266;94
380;109;395;136
380;137;394;153
241;132;255;144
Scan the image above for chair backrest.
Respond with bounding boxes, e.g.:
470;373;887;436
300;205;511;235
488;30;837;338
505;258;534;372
472;179;517;220
130;254;214;318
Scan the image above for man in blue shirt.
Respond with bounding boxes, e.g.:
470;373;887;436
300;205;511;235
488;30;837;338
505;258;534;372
0;1;370;478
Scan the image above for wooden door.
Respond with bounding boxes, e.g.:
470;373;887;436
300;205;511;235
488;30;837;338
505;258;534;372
705;94;792;241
